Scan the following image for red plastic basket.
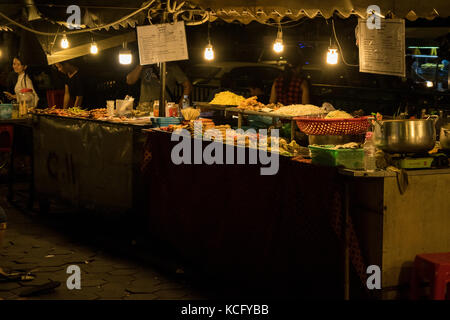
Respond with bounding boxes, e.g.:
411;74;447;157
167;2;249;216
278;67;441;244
294;116;371;135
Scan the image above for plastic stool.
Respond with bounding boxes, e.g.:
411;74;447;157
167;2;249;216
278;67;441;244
0;125;13;153
410;252;450;300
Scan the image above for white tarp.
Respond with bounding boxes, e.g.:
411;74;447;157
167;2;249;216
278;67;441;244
189;0;450;23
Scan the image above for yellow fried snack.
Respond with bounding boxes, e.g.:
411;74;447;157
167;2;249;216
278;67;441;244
210;91;245;106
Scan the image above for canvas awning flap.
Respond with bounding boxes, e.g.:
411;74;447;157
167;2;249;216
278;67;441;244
189;0;450;23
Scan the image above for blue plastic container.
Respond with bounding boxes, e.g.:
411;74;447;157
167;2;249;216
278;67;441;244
0;104;13;119
151;117;182;128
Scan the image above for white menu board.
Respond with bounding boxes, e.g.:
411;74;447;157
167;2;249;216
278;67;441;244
137;21;189;65
358;19;405;77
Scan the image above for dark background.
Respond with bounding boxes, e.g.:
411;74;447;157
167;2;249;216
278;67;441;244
0;1;449;114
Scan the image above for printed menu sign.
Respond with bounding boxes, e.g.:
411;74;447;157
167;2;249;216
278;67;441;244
358;19;405;77
137;21;188;65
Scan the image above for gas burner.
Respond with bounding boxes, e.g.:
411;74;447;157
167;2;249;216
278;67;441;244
393;153;432;159
390;152;449;169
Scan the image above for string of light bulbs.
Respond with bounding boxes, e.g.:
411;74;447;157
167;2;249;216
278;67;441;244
0;0;157;36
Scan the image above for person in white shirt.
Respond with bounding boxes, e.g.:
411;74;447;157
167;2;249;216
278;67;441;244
4;57;39;107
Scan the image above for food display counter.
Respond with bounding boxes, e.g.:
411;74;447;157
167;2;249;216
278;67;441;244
32;113;151;215
194;101;299;140
21;100;450;299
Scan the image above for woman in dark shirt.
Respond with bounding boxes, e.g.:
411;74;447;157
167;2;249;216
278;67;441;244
269;56;310;105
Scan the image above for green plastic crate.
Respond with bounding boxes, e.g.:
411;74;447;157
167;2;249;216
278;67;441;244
309;145;364;169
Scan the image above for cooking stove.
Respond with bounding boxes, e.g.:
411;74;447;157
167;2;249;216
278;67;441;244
392;152;449;169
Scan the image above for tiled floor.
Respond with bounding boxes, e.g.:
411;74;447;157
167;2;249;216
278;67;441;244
0;186;207;300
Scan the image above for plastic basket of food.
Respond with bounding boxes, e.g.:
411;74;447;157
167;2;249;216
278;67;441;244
309;145;364;169
294;116;371;135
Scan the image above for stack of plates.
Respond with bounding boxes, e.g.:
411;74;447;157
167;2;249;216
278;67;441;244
152;117;182;128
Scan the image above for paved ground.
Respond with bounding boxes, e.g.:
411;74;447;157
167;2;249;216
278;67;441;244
0;185;208;300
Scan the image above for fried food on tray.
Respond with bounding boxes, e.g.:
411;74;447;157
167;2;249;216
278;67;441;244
237;96;265;111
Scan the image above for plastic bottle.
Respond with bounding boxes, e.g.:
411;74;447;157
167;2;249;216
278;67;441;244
363;132;377;172
181;95;190;109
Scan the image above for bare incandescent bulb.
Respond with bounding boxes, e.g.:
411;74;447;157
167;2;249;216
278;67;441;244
119;42;132;65
60;34;69;49
327;48;339;65
204;43;214;61
273;30;284;53
90;42;98;54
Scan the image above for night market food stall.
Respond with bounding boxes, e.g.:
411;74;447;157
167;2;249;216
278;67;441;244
1;0;450;300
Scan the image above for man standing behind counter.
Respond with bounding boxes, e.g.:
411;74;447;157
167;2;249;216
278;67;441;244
55;60;88;109
126;62;192;108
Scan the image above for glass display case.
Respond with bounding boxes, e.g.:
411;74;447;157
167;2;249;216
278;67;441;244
408;46;449;91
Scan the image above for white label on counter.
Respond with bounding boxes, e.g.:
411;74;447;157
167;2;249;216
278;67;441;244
359;18;405;77
137;21;189;65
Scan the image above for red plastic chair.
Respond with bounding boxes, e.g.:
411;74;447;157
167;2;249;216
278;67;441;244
0;125;13;153
410;252;450;300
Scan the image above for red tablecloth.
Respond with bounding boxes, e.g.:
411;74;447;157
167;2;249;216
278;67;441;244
141;130;365;297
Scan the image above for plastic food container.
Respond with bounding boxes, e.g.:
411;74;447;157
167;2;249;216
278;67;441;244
151;117;182;128
166;102;180;117
309;145;364;169
0;104;13;119
17;88;34;117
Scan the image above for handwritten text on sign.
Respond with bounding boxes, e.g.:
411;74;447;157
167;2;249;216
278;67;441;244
358;18;405;77
137;21;189;65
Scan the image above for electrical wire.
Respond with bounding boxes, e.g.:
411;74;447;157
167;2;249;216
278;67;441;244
332;18;359;67
261;17;308;29
174;10;209;25
0;0;156;36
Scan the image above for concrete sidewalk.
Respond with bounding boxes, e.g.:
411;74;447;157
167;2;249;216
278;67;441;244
0;188;206;300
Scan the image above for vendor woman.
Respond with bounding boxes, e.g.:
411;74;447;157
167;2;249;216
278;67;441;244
4;57;39;107
269;55;310;105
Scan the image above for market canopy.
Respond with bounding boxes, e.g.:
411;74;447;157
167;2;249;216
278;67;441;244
189;0;450;23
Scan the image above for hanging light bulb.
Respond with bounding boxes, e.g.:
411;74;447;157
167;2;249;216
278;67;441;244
327;48;339;65
273;29;284;53
60;34;69;49
90;40;98;54
203;21;214;61
426;81;434;88
119;42;132;65
204;43;214;61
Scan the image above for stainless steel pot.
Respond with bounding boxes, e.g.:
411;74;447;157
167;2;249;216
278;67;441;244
373;119;436;154
308;134;365;145
440;124;450;150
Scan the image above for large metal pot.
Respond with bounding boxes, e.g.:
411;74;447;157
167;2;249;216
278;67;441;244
440;124;450;150
308;134;365;145
373;119;436;154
